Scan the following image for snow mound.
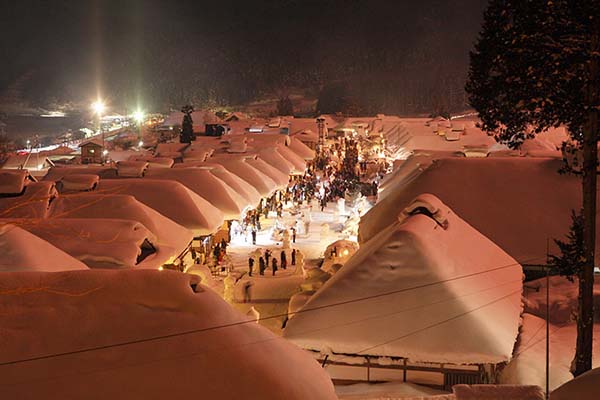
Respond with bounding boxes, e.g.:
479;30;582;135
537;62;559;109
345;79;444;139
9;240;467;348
0;270;337;400
0;223;88;271
284;194;523;365
551;367;600;400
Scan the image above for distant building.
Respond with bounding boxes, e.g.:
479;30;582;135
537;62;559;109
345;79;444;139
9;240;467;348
79;138;104;164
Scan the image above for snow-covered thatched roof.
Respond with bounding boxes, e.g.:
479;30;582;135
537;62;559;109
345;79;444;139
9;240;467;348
145;168;248;220
0;223;88;271
0;169;33;195
361;157;592;266
0;181;57;218
1;218;158;269
0;270;338;399
48;193;193;266
96;179;224;236
284;194;523;365
203;157;280;197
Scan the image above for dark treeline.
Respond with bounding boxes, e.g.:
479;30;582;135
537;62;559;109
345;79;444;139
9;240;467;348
0;0;486;115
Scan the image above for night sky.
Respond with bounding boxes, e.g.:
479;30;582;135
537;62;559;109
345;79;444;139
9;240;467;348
0;0;488;114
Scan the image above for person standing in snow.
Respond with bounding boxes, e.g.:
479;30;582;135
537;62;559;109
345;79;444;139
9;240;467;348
248;257;254;277
291;227;296;243
259;256;265;275
242;281;253;303
265;249;271;266
271;258;278;276
251;228;257;245
280;250;287;270
291;248;296;266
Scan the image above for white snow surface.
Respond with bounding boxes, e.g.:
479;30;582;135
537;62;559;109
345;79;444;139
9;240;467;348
210;156;282;196
47;193;193;267
0;181;57;218
0;218;158;269
0;270;337;400
551;367;600;400
284;194;523;365
96;178;224;236
360;157;594;266
0;169;29;194
145;167;248;219
0;223;88;271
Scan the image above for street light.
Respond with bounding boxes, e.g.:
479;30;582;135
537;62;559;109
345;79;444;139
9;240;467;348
132;110;144;124
132;110;144;144
91;100;105;116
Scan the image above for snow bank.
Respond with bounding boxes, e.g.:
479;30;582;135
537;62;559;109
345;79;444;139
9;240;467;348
452;384;543;399
0;223;88;271
336;381;449;399
360;157;591;266
0;270;337;400
284;194;523;365
499;313;600;391
96;179;224;236
551;367;600;400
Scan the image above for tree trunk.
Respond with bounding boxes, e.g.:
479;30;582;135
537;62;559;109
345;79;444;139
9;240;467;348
573;20;599;377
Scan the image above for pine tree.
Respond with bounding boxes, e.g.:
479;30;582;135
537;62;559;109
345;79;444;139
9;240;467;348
276;96;294;116
180;105;194;144
549;210;586;281
466;0;600;376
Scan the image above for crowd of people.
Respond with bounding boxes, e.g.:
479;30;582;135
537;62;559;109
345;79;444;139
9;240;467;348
248;248;297;277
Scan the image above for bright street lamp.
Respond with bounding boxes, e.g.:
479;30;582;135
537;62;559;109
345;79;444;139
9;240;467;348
91;100;105;115
132;110;144;124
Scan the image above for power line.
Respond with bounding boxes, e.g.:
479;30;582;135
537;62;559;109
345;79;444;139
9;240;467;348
0;255;540;367
0;277;526;388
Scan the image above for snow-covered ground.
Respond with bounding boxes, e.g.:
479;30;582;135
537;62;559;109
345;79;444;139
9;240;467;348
187;198;352;335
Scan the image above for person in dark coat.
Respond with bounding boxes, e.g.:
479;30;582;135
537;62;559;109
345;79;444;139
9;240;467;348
291;248;296;266
291;227;296;243
271;258;278;276
251;229;257;245
280;250;287;270
259;257;265;275
248;257;254;276
265;249;271;266
242;281;253;303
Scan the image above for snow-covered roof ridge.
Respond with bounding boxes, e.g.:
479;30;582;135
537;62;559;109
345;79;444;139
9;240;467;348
284;195;523;365
0;270;338;399
0;223;88;271
360;157;595;266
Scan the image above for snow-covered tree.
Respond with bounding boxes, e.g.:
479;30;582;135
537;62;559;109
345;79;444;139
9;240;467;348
466;0;600;376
